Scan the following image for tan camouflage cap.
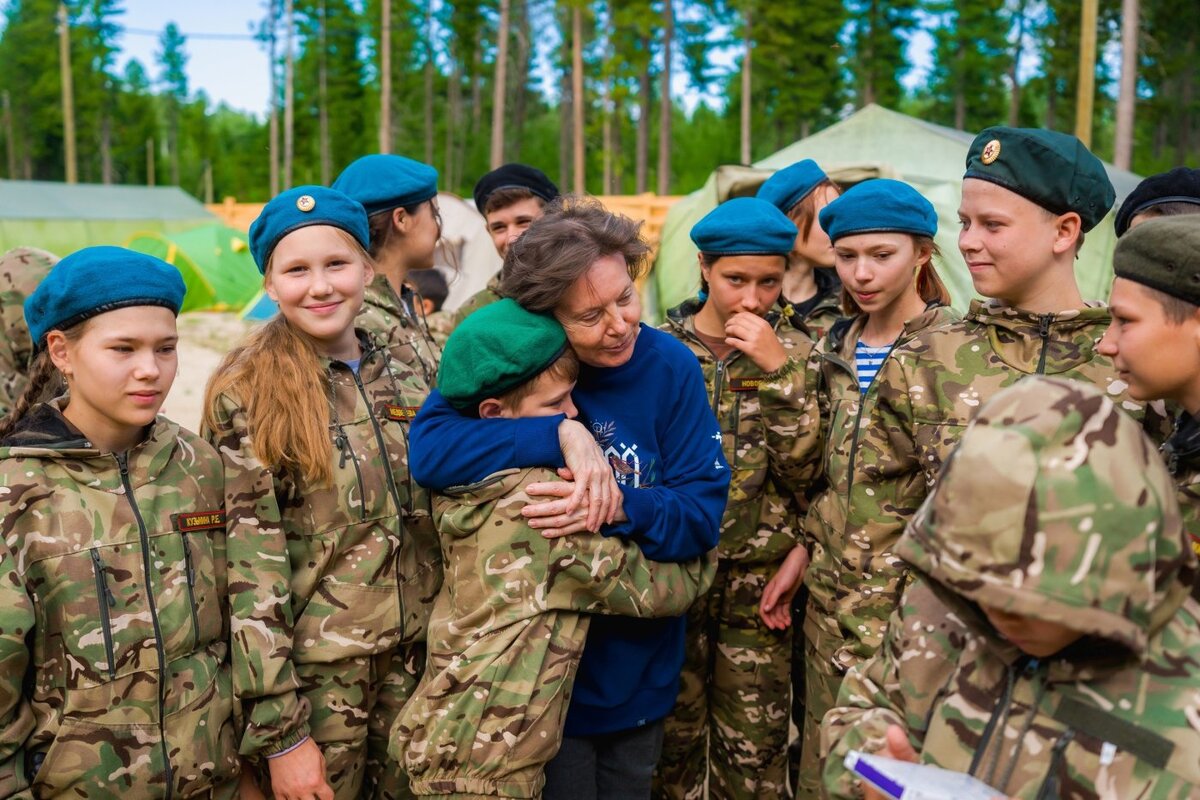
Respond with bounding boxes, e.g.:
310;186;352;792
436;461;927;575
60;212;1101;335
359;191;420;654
899;375;1195;654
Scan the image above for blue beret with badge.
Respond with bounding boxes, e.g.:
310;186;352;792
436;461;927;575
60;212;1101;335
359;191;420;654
249;185;370;274
756;159;828;214
690;197;798;257
964;126;1115;233
24;245;186;350
332;154;439;215
818;178;938;242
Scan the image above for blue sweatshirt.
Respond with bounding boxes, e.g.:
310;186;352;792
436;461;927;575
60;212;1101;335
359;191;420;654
410;324;729;735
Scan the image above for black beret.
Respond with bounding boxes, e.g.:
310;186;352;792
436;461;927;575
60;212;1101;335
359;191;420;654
473;163;559;212
1113;217;1200;306
1114;167;1200;237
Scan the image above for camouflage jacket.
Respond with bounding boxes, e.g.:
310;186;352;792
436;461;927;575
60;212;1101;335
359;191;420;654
0;248;58;417
780;267;843;342
426;270;504;349
206;331;442;759
393;467;716;798
839;300;1163;668
824;377;1200;799
660;299;822;564
1163;411;1200;601
0;401;240;799
802;304;960;660
357;273;441;387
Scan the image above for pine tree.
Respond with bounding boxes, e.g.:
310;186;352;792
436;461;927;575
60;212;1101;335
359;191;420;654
156;22;188;186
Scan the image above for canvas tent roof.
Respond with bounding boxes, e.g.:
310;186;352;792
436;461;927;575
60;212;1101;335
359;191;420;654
648;104;1142;323
126;223;262;313
0;180;215;257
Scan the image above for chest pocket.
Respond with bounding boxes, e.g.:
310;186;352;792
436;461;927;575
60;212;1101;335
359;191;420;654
155;513;228;657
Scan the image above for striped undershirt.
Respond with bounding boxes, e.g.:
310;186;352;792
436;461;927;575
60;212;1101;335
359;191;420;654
855;341;892;394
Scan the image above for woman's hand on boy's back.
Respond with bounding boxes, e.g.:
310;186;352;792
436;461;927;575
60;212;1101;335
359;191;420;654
725;311;788;373
525;467;628;538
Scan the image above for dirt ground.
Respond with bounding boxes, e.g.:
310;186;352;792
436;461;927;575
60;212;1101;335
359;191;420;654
161;312;257;433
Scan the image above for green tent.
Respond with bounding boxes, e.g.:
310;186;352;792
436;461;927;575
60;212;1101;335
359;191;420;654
648;104;1143;324
126;223;263;313
0;179;216;257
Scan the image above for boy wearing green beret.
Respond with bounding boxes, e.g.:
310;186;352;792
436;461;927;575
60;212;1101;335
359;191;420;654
392;299;715;799
1101;216;1200;600
822;127;1165;714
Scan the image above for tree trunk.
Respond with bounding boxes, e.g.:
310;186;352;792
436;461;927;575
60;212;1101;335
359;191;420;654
268;0;279;195
740;5;751;163
636;42;650;193
1008;0;1027;126
862;0;877;106
58;3;77;184
491;0;510;168
657;0;672;195
470;46;483;134
1074;0;1098;147
284;0;294;187
572;4;584;194
424;0;435;165
1178;37;1195;163
1113;0;1138;170
100;112;113;184
558;8;571;190
512;0;531;157
954;43;966;130
319;0;331;184
1;91;15;179
446;44;460;189
602;38;613;193
380;0;392;153
146;137;155;186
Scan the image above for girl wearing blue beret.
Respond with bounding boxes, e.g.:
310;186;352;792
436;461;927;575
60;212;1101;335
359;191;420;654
203;187;441;800
755;179;957;799
756;160;845;339
333;154;444;386
654;197;824;798
0;247;257;798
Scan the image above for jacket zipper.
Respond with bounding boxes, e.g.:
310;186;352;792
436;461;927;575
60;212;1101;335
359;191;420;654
90;548;117;680
334;429;368;522
179;534;201;649
844;340;900;502
116;452;173;800
351;368;409;631
1036;314;1053;374
1034;729;1075;800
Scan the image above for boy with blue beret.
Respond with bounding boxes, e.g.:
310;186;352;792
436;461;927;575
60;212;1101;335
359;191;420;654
757;160;844;339
333;154;443;384
393;298;715;799
1100;216;1200;601
656;197;823;799
819;127;1166;761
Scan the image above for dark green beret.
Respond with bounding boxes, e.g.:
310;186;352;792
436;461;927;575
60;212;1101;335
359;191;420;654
24;246;186;350
964;126;1115;232
249;186;369;274
1113;217;1200;306
438;298;568;411
690;197;797;257
333;154;439;215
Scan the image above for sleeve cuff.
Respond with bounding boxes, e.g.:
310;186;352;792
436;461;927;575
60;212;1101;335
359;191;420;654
523;415;569;468
259;724;312;759
604;484;652;539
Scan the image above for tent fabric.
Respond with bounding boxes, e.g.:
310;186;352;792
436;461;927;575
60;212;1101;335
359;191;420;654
126;224;262;313
649;104;1142;324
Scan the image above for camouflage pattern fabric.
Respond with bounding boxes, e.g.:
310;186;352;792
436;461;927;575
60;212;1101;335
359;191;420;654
0;247;58;417
392;467;716;799
794;304;959;799
823;376;1200;799
1163;411;1200;602
357;273;442;386
654;299;821;799
833;300;1167;674
780;285;843;343
206;331;441;798
0;400;240;798
426;271;503;350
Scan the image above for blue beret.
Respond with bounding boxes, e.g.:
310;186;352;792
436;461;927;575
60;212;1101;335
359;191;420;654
333;154;439;215
249;186;370;274
756;160;828;213
24;245;186;350
690;197;798;257
818;179;937;242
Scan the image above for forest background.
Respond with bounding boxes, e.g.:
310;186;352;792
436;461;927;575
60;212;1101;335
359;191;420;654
0;0;1195;204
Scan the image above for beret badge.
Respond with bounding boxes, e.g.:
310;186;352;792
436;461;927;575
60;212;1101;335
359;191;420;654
296;194;316;212
981;139;1001;165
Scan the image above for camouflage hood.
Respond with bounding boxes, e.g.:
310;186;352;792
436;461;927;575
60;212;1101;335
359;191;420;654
965;299;1112;375
439;468;529;538
899;376;1198;658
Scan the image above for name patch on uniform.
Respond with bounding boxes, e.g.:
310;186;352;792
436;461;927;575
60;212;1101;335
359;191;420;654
174;511;226;532
729;378;763;392
385;404;420;421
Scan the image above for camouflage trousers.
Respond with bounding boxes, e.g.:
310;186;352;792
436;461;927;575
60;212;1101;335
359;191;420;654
653;559;791;800
293;642;426;800
793;615;843;800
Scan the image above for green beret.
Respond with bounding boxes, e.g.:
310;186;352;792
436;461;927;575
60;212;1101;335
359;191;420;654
438;298;568;411
1113;217;1200;307
964;126;1115;232
333;154;439;215
249;186;369;274
690;197;797;257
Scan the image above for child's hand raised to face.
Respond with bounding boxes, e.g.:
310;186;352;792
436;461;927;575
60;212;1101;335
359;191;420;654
725;311;788;373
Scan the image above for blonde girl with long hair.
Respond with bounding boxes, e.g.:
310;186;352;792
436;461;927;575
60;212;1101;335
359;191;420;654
203;187;441;800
